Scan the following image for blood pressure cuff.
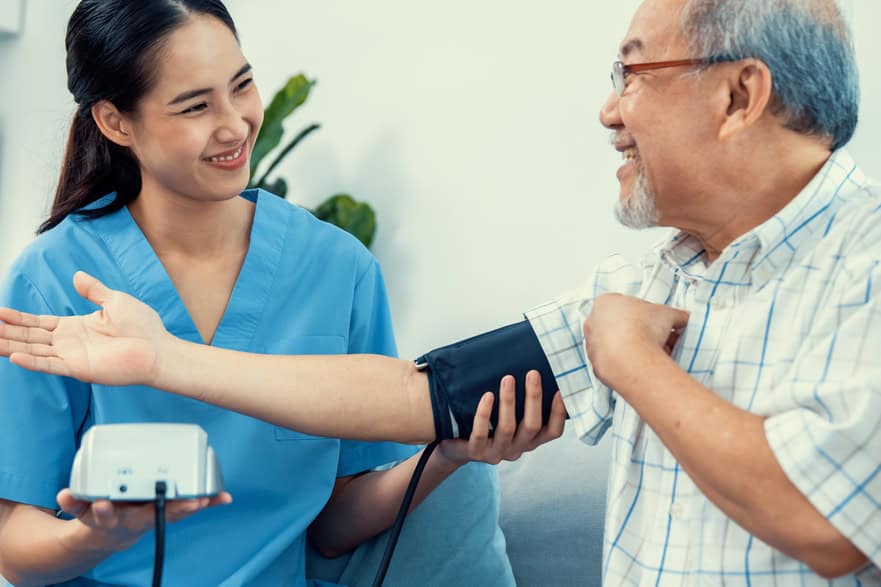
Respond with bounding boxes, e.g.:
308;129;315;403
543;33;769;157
415;320;561;440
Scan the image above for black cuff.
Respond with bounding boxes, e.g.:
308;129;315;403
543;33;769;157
416;320;559;440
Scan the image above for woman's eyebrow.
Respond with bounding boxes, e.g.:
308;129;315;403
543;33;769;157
167;63;253;106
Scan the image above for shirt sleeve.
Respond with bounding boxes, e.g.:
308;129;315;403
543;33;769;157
764;254;881;568
0;271;91;509
336;257;420;477
524;254;643;445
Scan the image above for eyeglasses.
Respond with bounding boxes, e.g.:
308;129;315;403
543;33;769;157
610;56;735;96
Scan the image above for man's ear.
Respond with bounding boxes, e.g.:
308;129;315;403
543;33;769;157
91;101;134;147
718;59;774;142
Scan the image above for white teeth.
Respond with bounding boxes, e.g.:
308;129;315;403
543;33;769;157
622;147;638;161
208;147;242;163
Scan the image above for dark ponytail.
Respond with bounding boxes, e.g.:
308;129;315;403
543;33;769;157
42;109;142;233
40;0;238;234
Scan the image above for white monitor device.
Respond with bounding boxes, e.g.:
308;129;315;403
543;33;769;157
69;423;224;501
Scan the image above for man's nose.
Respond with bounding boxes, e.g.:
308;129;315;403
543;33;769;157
599;90;623;130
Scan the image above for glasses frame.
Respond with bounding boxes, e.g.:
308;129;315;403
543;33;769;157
610;56;735;96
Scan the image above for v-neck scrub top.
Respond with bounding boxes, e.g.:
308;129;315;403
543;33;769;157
0;189;417;587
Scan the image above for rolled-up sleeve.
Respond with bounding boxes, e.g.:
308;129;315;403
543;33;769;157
525;290;613;445
525;254;644;445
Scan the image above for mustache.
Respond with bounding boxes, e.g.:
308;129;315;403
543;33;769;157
609;132;637;150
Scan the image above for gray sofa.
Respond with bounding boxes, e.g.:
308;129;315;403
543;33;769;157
498;428;609;586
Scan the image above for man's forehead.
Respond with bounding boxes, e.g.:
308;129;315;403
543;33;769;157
618;0;688;60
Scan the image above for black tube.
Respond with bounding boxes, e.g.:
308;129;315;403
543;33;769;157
153;481;167;587
372;440;439;587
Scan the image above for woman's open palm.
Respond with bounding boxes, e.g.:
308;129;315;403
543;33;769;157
0;272;169;386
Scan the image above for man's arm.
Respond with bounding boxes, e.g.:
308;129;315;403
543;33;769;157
605;346;867;578
584;293;869;579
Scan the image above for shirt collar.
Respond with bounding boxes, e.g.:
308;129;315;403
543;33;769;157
656;149;860;289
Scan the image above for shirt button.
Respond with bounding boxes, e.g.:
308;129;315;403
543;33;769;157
670;502;686;519
710;296;728;309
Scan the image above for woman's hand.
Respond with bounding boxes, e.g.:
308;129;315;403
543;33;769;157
0;272;172;386
437;371;566;466
57;488;232;552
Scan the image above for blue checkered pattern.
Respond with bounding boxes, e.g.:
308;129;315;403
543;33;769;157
526;150;881;585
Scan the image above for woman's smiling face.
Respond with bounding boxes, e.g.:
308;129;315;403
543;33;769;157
120;13;263;203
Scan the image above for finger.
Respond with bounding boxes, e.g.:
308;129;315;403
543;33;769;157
73;271;113;307
210;491;233;506
0;339;56;358
514;370;543;446
669;307;690;328
10;353;71;377
165;499;207;522
90;500;116;526
0;323;54;346
57;489;90;518
664;328;683;354
165;495;231;522
533;392;567;447
494;376;517;445
0;307;59;331
467;392;494;446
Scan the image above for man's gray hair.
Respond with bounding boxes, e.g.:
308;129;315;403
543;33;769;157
680;0;859;150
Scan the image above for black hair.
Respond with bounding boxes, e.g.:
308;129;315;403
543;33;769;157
39;0;238;234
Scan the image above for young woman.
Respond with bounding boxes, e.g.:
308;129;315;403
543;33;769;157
0;1;563;585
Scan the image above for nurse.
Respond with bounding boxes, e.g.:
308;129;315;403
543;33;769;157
0;1;561;586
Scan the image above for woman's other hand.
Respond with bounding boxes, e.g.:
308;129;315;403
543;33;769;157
57;488;232;553
437;371;566;466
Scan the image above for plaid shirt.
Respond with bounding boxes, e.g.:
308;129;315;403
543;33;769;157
526;150;881;586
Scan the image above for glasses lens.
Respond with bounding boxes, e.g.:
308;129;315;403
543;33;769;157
611;61;624;95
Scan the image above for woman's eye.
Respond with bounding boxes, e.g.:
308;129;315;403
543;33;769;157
235;78;253;92
180;103;208;115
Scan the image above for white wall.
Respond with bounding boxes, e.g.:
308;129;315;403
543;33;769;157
0;0;23;34
1;1;879;358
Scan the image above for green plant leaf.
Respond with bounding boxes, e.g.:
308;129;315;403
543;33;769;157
249;74;315;181
253;123;321;191
258;177;288;198
313;194;377;248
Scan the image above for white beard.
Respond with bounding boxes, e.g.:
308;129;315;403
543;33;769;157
615;162;659;229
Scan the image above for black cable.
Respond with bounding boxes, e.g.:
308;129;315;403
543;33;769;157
153;481;167;587
372;440;440;587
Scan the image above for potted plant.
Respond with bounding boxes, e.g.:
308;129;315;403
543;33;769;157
248;74;377;248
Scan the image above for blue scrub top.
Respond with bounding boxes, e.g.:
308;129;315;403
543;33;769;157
0;190;418;587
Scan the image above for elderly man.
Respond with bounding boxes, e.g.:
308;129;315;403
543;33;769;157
0;0;876;585
524;0;879;583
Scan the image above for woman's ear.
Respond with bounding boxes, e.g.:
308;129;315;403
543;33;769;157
91;100;134;147
718;59;774;142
